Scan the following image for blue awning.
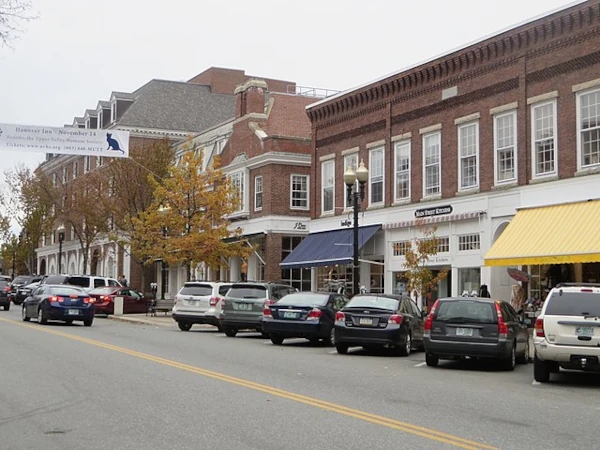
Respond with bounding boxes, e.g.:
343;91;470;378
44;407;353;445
280;225;381;269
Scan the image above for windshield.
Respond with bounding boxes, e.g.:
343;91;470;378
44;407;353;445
89;287;116;295
345;296;399;311
227;285;268;299
179;284;213;296
49;286;86;296
275;293;329;307
67;277;91;288
545;292;600;316
435;300;496;323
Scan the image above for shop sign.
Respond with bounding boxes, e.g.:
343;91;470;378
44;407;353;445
415;205;453;218
293;222;307;230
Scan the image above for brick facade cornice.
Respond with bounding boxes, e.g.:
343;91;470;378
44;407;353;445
308;1;600;125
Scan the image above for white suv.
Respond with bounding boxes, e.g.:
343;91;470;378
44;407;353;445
533;283;600;382
172;281;232;332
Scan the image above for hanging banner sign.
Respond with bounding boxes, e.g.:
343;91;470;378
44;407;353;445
0;123;130;158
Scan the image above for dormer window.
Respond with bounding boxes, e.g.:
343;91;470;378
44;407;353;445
111;101;117;123
98;110;103;129
85;118;91;129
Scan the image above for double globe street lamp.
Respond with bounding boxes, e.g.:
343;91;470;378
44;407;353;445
57;225;65;274
343;160;369;296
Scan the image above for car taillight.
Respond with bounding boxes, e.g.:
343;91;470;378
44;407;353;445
535;317;545;337
48;296;63;303
209;296;220;307
335;311;345;323
221;298;226;308
3;286;10;292
494;302;508;338
423;299;440;335
306;308;323;320
83;297;94;304
388;314;403;325
263;307;272;318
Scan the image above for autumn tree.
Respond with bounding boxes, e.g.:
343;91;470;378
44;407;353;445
403;219;448;312
0;0;37;48
131;149;252;281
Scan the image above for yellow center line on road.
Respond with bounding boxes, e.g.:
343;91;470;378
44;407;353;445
0;317;497;450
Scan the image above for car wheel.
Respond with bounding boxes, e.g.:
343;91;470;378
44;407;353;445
397;332;411;357
22;306;29;322
83;319;93;327
270;334;284;345
4;303;10;311
516;338;530;364
426;354;439;367
533;353;551;383
503;344;516;371
223;327;237;337
37;308;47;325
178;322;193;332
335;343;349;354
324;328;336;347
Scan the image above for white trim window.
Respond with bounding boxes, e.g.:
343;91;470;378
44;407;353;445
494;111;517;183
458;234;481;251
230;172;245;213
394;140;410;201
97;156;104;167
343;153;358;208
369;146;385;205
111;102;117;123
321;160;335;214
423;132;441;196
73;161;79;179
458;122;479;190
52;173;58;187
62;167;68;183
577;88;600;169
531;100;557;177
84;156;91;174
98;111;103;129
291;174;309;210
254;175;263;211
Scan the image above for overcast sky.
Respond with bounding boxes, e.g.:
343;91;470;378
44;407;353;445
0;0;581;232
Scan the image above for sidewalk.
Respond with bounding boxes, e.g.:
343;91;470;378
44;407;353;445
107;313;176;327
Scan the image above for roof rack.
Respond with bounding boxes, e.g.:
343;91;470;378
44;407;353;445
554;282;600;288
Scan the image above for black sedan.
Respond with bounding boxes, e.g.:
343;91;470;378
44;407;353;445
263;292;349;346
334;294;425;356
22;284;96;326
10;275;43;305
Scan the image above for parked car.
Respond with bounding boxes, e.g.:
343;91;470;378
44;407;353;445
13;281;41;306
0;275;12;283
22;284;95;326
172;281;232;331
221;282;297;337
9;275;43;305
39;274;121;292
423;297;529;370
263;291;349;346
0;279;11;311
88;286;152;315
533;283;600;382
334;294;424;356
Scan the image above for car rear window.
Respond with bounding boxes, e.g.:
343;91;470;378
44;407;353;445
49;286;86;296
345;296;399;311
179;284;213;296
0;280;8;287
276;293;329;307
44;275;69;284
89;287;115;295
67;276;91;288
545;292;600;316
435;300;496;323
218;285;231;296
227;285;268;299
12;276;32;284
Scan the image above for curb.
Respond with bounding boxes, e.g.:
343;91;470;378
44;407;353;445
106;315;174;327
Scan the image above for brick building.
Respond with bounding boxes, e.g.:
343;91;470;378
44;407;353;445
282;1;600;307
35;68;295;292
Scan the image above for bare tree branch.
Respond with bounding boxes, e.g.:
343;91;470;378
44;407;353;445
0;0;38;49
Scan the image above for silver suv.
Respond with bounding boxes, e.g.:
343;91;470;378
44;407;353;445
172;281;232;331
534;283;600;382
221;282;297;337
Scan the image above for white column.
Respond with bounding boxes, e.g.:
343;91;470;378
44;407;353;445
451;266;459;297
360;261;370;292
247;254;257;282
311;268;318;291
230;256;241;282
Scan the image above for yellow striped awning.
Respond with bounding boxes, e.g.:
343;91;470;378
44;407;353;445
484;199;600;266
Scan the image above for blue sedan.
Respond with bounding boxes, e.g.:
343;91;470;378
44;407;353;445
22;284;96;326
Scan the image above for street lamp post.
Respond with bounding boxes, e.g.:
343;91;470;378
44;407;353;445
161;225;168;300
57;226;65;274
343;160;369;296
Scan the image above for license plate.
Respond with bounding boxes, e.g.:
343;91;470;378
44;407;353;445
359;317;373;326
236;303;252;311
456;327;473;337
283;311;297;319
576;327;594;337
68;309;79;315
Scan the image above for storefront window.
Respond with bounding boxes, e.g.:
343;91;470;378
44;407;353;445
370;262;384;293
317;265;352;296
281;236;310;291
458;268;480;296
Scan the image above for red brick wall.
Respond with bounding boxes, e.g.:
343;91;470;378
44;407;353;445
188;67;295;95
264;232;283;282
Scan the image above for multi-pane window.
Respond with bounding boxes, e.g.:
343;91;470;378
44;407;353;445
344;153;358;208
394;141;410;201
532;101;557;176
578;89;600;167
291;174;309;210
437;236;450;253
52;173;58;186
392;241;410;256
230;172;245;212
73;161;79;179
369;147;384;204
494;111;517;182
281;236;311;291
254;176;263;211
458;122;479;189
84;156;91;173
62;167;68;183
423;132;441;196
321;160;334;213
458;234;481;251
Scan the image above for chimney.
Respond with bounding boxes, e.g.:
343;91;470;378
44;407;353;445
235;79;268;118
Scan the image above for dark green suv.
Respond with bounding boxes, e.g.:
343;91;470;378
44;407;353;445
221;282;297;337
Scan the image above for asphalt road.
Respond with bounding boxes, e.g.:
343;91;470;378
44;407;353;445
1;308;598;450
